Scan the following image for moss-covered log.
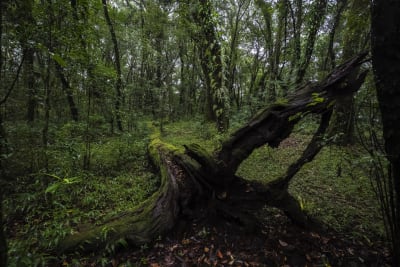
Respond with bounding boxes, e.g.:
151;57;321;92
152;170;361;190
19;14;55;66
58;52;368;254
58;137;189;253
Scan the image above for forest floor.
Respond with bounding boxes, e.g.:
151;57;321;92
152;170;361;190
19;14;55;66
4;118;393;266
116;209;391;266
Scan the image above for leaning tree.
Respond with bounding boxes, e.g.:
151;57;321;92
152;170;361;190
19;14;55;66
58;53;368;254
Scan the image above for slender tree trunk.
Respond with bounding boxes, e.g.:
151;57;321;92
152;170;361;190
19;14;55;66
102;0;123;132
42;0;54;172
293;0;302;69
54;64;79;121
295;0;327;85
0;3;7;265
15;0;37;122
371;0;400;265
25;47;36;122
226;0;249;109
323;0;347;71
0;188;6;267
267;0;287;100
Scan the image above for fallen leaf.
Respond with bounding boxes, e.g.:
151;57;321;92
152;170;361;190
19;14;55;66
321;237;330;244
347;248;354;255
204;247;210;253
150;263;160;267
279;240;288;247
310;232;320;238
216;249;223;259
170;244;179;252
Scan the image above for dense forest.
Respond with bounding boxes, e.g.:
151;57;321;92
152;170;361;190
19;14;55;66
0;0;399;266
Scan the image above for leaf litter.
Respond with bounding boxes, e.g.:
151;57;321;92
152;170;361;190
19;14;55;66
116;209;391;266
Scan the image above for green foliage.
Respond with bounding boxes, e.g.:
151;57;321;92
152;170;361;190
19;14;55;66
289;146;384;239
44;174;81;194
3;122;157;266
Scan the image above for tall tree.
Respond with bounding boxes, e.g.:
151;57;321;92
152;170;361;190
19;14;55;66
225;0;250;109
15;0;37;122
371;0;400;265
295;0;327;85
102;0;124;131
192;0;229;132
254;0;282;102
328;0;370;145
322;0;347;71
0;0;7;264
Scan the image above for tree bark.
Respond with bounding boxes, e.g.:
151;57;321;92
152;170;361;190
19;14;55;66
371;0;400;265
58;53;368;254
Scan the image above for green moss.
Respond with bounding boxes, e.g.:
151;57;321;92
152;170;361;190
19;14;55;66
58;130;184;253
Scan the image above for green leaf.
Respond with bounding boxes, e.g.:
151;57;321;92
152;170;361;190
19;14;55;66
51;53;67;67
45;182;61;194
62;177;80;184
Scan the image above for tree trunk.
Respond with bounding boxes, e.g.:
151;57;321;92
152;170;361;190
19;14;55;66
15;0;37;122
295;0;327;85
55;64;79;121
0;115;7;267
193;0;229;132
371;0;400;265
328;0;369;145
0;190;6;267
58;53;368;254
102;0;123;132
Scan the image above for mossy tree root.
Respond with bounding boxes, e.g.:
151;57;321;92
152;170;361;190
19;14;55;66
58;139;188;254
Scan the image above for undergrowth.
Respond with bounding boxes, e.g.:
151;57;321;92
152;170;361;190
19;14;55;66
3;121;158;266
3;117;385;266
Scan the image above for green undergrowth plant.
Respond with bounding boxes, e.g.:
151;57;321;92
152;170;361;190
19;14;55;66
3;122;158;266
289;145;385;242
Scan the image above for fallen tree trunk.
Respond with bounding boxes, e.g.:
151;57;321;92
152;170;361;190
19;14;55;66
58;52;368;254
